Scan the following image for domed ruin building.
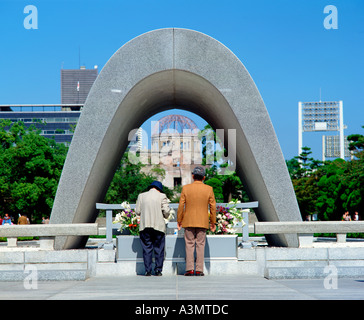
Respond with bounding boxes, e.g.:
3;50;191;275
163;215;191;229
143;114;205;189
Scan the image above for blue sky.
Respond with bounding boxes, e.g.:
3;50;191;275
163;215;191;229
0;0;363;160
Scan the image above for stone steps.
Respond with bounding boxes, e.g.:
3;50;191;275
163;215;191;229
265;266;364;279
2;245;364;280
0;269;88;281
237;247;364;279
0;249;95;281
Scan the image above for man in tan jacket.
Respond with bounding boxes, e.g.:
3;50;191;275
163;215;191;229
177;167;216;276
135;181;171;276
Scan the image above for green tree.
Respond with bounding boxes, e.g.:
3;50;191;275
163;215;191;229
198;124;248;202
347;125;364;158
104;152;173;204
0;120;68;222
205;177;224;202
286;158;301;179
292;146;324;177
315;159;347;220
338;155;364;214
288;140;364;220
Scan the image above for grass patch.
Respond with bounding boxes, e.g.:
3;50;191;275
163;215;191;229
0;237;39;242
314;233;364;238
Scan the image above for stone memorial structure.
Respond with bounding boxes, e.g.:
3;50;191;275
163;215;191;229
50;28;302;249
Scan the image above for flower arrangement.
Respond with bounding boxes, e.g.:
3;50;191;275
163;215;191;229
208;200;246;235
113;201;140;235
164;207;176;224
113;201;175;236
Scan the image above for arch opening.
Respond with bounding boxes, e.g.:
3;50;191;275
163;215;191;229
88;69;242;215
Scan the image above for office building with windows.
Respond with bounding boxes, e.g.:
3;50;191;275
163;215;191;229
0;104;81;144
0;66;98;145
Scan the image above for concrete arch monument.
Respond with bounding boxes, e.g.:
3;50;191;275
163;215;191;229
50;28;302;249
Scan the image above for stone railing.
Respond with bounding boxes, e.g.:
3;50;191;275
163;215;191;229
96;202;259;249
254;221;364;246
0;223;99;249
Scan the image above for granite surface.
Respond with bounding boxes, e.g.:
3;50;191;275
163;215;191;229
51;28;301;249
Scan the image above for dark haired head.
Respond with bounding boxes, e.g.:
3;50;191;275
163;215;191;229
193;174;204;181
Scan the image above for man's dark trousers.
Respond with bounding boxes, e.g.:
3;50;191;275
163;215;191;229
139;228;165;274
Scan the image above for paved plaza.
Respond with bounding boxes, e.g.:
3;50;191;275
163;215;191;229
1;274;364;300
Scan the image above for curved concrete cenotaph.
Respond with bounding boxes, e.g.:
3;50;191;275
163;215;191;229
50;28;302;249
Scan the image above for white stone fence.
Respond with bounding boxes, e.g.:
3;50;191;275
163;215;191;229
96;202;259;249
254;221;364;246
2;217;362;251
0;223;99;249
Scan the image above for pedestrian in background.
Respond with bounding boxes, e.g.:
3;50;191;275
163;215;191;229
17;213;30;225
354;211;360;221
342;211;351;221
2;213;12;225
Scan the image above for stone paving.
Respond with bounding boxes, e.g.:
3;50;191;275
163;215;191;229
1;274;364;300
2;236;364;301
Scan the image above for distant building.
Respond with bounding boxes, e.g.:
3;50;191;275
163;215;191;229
0;67;98;145
0;104;81;145
298;100;348;160
61;67;98;105
323;135;351;161
139;114;205;189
